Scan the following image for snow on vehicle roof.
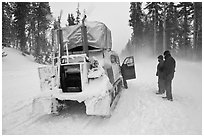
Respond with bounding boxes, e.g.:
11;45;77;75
56;21;112;51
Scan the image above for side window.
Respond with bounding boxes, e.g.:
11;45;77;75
54;52;59;65
115;56;120;65
61;58;67;64
110;54;120;65
110;55;116;63
124;57;134;66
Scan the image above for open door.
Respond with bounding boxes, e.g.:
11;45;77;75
121;56;136;80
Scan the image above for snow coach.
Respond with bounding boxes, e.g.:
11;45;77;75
33;15;136;117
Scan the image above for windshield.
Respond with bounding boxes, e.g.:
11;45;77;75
68;56;84;63
59;55;86;64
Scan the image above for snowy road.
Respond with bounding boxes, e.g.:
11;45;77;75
2;48;202;134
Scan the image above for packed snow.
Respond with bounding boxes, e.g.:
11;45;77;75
2;47;202;134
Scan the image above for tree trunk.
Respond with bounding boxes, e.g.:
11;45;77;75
183;4;188;57
163;3;166;52
20;23;26;52
193;2;198;59
36;21;40;58
153;9;157;55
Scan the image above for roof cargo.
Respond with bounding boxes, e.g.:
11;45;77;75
54;21;112;52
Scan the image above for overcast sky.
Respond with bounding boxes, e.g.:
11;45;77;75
49;2;132;53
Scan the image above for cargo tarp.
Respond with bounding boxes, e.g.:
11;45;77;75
59;21;112;51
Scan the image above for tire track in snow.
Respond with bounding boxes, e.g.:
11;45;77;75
113;79;191;134
3;98;33;118
3;113;41;134
2;99;44;134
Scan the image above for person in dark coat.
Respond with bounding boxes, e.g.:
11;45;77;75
156;55;165;94
162;50;176;101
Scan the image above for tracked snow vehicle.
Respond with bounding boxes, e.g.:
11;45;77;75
33;16;136;116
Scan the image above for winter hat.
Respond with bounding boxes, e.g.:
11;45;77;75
157;55;163;60
164;50;170;56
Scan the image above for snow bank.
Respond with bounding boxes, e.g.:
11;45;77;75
2;48;41;115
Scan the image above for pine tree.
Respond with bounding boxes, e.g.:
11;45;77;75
75;3;81;24
165;2;180;51
126;1;201;59
145;2;163;55
34;2;52;63
3;2;52;63
193;2;202;60
27;2;38;54
67;13;76;26
13;2;30;52
129;2;144;55
143;14;154;53
71;14;76;25
19;2;52;63
177;2;194;57
2;2;13;46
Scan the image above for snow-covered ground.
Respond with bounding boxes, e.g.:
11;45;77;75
2;47;202;134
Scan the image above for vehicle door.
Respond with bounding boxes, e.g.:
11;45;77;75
121;56;136;80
